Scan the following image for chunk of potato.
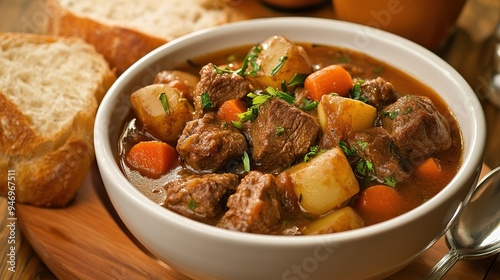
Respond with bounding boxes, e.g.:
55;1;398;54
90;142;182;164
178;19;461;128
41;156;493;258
153;70;200;102
246;36;312;90
318;94;377;133
130;84;194;145
302;207;364;235
285;147;360;215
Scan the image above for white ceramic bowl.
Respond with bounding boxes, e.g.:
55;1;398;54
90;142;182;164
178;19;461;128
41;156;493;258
94;17;486;280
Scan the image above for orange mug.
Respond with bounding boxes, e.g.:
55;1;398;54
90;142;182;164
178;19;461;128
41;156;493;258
333;0;466;50
260;0;328;10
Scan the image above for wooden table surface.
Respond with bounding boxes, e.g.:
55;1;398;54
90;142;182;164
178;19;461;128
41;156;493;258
1;0;499;279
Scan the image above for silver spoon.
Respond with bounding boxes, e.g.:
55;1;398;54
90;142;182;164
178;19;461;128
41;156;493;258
424;166;500;280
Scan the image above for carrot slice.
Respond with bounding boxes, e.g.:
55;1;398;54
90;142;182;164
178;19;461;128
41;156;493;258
414;157;442;179
126;141;178;178
304;64;353;101
216;98;247;124
356;184;403;224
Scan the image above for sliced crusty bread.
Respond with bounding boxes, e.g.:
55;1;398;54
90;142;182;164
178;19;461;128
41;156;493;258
43;0;246;75
0;32;116;207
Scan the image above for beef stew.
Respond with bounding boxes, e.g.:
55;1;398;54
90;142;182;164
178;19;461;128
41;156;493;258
118;36;462;235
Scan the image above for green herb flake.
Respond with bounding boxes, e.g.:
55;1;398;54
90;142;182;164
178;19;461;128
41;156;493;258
338;55;350;63
236;46;261;77
252;93;272;106
159;92;170;115
213;64;233;75
266;87;295;104
247;92;258;99
201;92;213;110
298;98;319;111
271;56;288;75
242;151;250;172
288;73;307;87
389;141;400;159
275;126;285;136
304;145;324;162
339;140;356;157
188;198;197;210
275;91;295;104
280;80;288;92
226;54;236;63
231;120;243;130
382;110;399;120
350;80;369;103
356;159;374;176
384;176;397;188
237;110;255;122
373;65;384;74
357;140;368;152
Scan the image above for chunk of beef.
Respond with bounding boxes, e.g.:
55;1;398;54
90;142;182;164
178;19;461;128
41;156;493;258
164;173;239;223
193;63;250;117
218;171;281;234
275;171;302;217
177;113;248;172
250;98;320;173
378;95;452;160
355;77;398;110
348;127;410;183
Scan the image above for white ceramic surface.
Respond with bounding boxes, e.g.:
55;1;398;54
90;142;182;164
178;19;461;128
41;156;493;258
94;17;486;280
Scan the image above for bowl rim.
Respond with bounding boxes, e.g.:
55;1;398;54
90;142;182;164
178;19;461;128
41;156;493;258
95;17;486;247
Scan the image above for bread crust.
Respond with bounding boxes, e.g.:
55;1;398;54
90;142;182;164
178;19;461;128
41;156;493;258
44;0;165;75
43;0;245;75
0;33;116;207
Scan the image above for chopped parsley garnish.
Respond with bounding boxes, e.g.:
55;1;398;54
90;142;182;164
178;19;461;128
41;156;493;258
242;151;250;172
373;65;384;74
231;120;243;130
226;54;236;63
236;87;293;123
338;55;350;63
350;79;369;103
213;64;233;75
298;98;318;111
266;87;295;104
237;106;258;122
188;198;197;210
201;92;213;110
271;56;288;75
384;176;397;188
357;140;368;151
304;145;324;162
250;92;272;106
389;141;400;159
235;46;261;77
280;80;288;92
288;73;307;87
275;126;285;136
159;92;170;115
382;110;399;120
339;140;356;157
356;159;374;176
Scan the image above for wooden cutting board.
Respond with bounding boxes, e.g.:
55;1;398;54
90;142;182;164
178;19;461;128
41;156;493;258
13;163;496;279
16;163;189;280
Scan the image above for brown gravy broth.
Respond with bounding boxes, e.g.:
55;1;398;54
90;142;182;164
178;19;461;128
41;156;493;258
118;42;463;232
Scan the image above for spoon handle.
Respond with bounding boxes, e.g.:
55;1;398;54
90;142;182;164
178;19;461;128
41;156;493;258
424;249;461;280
